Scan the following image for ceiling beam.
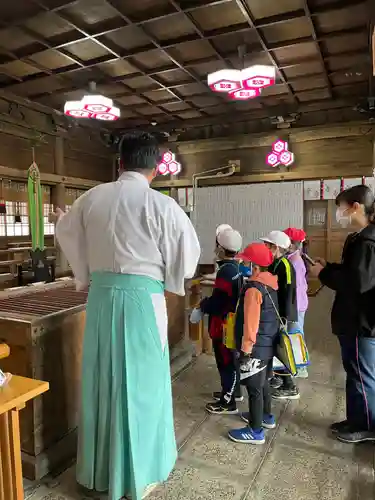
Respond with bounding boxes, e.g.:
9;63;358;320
301;0;332;98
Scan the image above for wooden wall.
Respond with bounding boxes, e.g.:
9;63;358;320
0;129;112;182
153;123;375;188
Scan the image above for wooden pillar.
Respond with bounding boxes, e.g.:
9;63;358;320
52;137;68;273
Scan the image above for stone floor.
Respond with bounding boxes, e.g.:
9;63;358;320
25;288;375;500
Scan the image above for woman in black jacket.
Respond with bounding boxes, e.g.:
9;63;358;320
310;185;375;444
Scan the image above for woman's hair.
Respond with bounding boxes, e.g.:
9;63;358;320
336;185;375;221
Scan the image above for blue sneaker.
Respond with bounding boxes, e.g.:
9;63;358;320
228;427;265;444
240;412;276;429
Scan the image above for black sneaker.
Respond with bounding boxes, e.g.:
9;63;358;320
212;391;244;403
206;401;238;415
272;387;300;400
269;376;283;390
330;420;350;434
336;429;375;444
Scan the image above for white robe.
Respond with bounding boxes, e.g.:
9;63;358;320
56;171;200;294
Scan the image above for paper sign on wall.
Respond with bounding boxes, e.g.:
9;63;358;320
323;179;341;200
303;180;321;200
343;178;362;190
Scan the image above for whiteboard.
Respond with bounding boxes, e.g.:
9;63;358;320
194;182;303;264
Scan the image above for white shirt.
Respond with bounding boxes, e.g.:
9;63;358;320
56;171;201;295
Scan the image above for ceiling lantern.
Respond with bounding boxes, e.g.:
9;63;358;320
266;140;294;168
157;151;181;176
64;81;120;121
207;65;276;101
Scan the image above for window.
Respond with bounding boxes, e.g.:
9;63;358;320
43;203;55;235
5;201;29;237
65;205;72;212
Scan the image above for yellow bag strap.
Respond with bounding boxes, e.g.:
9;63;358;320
280;257;292;285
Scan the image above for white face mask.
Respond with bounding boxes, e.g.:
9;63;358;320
336;208;351;227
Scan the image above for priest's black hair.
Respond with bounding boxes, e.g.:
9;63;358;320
118;131;161;172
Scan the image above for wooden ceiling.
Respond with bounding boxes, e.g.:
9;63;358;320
0;0;372;134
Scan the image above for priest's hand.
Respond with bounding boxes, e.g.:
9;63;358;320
48;207;65;223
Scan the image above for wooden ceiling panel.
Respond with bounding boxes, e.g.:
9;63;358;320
177;82;209;96
131;49;174;69
170;40;218;62
191;60;227;77
114;0;175;22
0;2;41;23
177;110;203;119
0;28;37;52
0;0;368;133
297;87;331;101
28;49;76;70
103;26;152;51
117;95;147;106
315;3;368;34
261;17;312;44
97;59;138;77
273;41;319;63
243;0;304;20
23;12;73;38
327;53;369;72
142;89;176;102
137;105;168;116
203;104;233;115
123;75;161;90
142;13;197;41
5;76;67;97
210;30;262;54
161;101;191;112
330;71;368;87
190;3;246;31
234;99;263;110
188;95;222;108
65;39;112;61
63;0;120;25
0;60;40;78
322;31;368;55
291;75;328;92
283;60;324;78
157;68;190;83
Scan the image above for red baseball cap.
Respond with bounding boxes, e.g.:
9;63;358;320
237;243;273;267
284;227;306;242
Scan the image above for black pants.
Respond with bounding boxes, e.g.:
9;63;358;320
242;359;273;431
212;338;240;403
339;335;375;430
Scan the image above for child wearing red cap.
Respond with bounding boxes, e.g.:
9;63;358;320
228;243;279;445
284;227;309;378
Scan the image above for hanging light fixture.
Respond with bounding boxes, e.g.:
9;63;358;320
207;46;276;101
208;65;276;101
157;151;181;176
266;139;294;168
64;82;121;121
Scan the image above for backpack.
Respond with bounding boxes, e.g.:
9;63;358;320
221;262;242;350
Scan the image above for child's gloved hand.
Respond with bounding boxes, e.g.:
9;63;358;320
190;308;203;324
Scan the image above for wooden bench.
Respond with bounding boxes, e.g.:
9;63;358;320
0;344;49;500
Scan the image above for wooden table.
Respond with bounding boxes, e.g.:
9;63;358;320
0;376;49;499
